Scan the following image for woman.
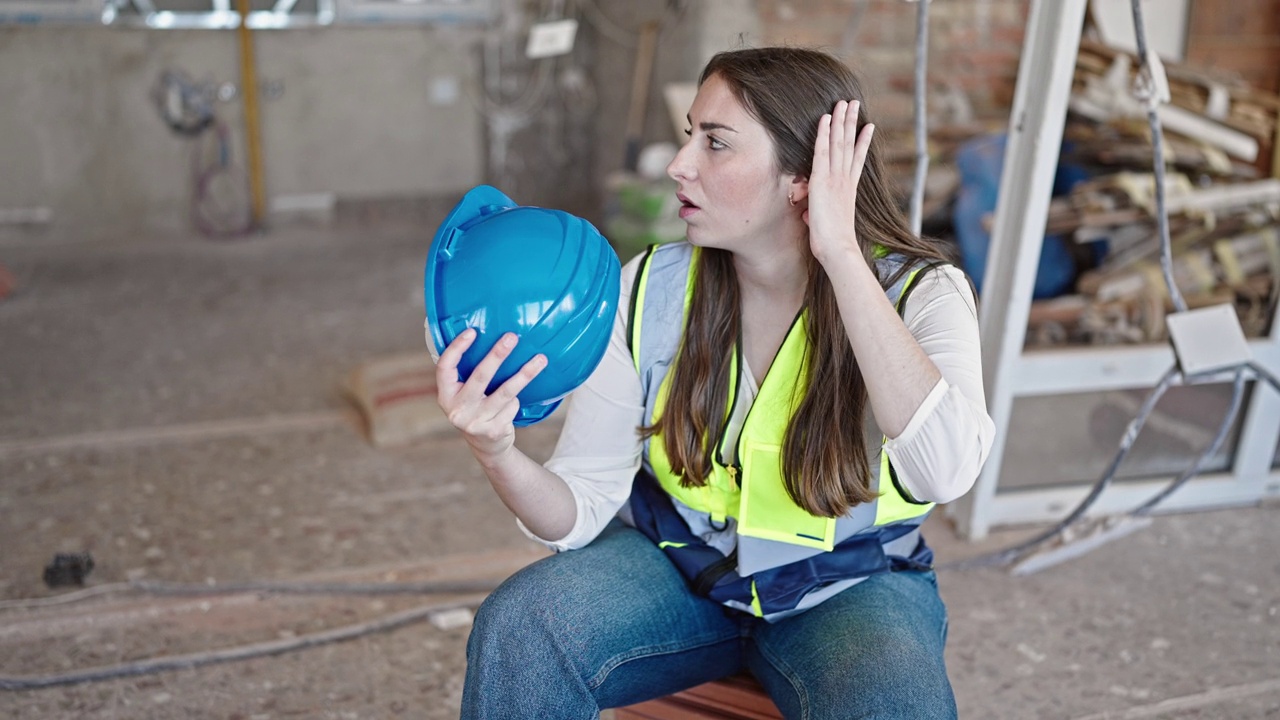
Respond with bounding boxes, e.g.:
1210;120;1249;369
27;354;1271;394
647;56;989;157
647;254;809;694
435;47;994;720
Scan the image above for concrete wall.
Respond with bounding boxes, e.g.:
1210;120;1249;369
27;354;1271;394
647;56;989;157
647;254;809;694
0;1;1034;238
0;25;483;239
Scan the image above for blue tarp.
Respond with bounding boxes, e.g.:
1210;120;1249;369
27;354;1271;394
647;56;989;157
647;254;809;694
953;134;1087;300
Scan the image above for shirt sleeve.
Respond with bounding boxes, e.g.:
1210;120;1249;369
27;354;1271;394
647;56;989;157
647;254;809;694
517;253;647;551
881;264;996;504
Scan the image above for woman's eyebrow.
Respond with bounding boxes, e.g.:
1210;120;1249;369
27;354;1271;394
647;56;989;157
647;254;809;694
686;114;738;133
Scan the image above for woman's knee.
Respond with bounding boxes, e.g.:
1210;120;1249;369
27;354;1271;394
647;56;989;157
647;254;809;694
468;562;561;660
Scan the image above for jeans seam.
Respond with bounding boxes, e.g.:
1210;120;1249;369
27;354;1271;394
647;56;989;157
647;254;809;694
585;631;738;691
754;642;810;720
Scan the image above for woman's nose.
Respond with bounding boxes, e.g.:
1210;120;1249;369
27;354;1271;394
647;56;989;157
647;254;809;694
667;143;693;182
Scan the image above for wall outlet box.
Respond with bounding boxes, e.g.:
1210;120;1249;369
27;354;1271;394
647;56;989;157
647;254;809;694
526;19;577;59
1165;304;1251;375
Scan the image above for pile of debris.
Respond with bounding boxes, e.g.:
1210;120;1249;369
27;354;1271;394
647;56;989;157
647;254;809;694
1021;40;1280;347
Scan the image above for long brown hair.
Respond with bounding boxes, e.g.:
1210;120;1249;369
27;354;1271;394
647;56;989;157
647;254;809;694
645;47;953;517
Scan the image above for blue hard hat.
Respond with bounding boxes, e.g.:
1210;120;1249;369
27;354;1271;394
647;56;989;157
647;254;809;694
424;185;621;427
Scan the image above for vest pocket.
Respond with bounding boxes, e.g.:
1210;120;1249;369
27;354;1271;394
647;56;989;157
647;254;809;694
737;441;836;551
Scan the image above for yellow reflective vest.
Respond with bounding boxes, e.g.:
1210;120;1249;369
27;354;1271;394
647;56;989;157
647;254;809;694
625;241;939;620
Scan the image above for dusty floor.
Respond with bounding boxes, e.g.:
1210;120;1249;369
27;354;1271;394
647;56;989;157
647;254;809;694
1;222;1277;719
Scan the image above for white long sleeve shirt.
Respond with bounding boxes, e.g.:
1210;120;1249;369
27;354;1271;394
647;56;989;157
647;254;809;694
520;251;996;552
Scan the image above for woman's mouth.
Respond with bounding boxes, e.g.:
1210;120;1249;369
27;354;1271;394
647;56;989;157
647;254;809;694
676;193;699;219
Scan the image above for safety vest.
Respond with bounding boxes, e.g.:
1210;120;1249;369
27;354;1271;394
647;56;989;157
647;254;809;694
625;241;939;621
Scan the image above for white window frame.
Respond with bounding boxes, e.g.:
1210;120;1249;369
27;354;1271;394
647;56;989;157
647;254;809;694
948;0;1280;540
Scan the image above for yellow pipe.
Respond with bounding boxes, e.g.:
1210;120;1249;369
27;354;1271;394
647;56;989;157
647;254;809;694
236;0;266;229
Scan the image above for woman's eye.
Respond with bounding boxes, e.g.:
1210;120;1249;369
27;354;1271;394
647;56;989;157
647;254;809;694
684;128;692;137
708;136;725;150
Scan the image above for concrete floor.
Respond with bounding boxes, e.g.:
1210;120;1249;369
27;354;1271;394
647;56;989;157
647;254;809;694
1;221;1277;719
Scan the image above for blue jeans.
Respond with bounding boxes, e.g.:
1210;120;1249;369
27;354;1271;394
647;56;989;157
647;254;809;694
462;521;955;720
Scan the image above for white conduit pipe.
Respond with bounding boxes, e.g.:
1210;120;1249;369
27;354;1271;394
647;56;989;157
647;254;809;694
908;0;931;236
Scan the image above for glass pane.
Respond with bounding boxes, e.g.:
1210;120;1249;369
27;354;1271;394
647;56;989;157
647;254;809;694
1002;381;1250;491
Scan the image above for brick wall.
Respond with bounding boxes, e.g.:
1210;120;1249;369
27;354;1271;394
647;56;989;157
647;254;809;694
756;0;1030;123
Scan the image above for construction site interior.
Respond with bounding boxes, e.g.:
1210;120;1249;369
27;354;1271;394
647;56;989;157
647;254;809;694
1;0;1278;718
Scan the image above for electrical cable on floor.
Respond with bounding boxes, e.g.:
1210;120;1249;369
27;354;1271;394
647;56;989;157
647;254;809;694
1131;367;1249;516
0;583;130;611
129;578;502;597
0;595;486;691
0;577;503;611
942;365;1181;571
940;0;1280;572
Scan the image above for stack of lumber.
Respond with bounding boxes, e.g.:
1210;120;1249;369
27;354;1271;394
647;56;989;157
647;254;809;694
1018;40;1280;348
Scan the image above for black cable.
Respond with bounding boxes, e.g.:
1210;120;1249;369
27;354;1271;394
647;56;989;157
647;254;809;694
0;596;484;691
1247;360;1280;394
1132;368;1248;516
1129;0;1187;314
943;365;1181;571
131;578;501;597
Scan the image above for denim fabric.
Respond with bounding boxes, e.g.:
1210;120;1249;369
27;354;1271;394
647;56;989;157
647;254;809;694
462;520;955;720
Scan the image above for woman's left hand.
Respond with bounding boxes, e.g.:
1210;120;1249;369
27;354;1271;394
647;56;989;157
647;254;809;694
804;99;874;266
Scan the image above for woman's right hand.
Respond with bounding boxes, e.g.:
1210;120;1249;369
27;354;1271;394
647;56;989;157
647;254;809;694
435;329;548;461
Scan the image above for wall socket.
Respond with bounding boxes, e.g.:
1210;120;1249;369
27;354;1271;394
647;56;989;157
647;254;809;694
526;19;577;59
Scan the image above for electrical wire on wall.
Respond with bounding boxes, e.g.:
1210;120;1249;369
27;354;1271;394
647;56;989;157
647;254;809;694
151;70;253;239
944;0;1280;574
473;0;565;196
472;0;685;203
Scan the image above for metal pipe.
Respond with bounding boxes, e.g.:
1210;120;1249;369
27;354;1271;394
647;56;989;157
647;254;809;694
908;0;930;236
236;0;266;229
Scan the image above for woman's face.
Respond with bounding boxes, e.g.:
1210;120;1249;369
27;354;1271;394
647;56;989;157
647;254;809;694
666;74;796;253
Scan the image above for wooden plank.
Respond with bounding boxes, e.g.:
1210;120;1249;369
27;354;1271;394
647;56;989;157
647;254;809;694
616;675;783;720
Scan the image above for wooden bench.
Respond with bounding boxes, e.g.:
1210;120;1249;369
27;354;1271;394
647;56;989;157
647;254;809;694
613;674;783;720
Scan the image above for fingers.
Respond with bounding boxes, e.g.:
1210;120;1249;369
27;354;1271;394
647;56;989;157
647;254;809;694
456;332;519;403
830;100;848;165
832;100;861;173
812;112;831;177
441;331;546;421
852;123;875;186
818;99;867;175
434;328;477;403
486;353;547;411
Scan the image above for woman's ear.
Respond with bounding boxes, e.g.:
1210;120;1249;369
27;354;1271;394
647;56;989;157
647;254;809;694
789;175;810;205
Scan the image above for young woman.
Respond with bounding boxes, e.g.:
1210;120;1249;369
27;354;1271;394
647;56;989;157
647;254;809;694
435;47;994;720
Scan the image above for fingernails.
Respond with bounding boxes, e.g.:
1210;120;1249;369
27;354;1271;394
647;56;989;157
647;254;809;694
501;333;518;349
